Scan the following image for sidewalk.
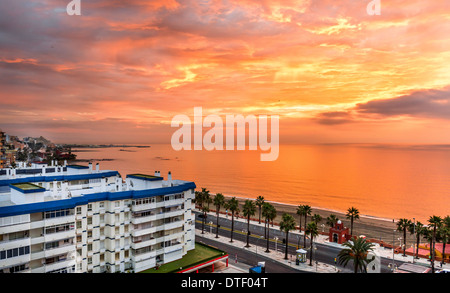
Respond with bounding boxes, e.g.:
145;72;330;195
197;209;450;272
197;227;340;273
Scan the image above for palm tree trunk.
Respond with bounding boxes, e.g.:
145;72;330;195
246;216;250;247
415;234;420;259
403;228;407;257
201;213;205;234
230;213;234;243
285;231;289;260
215;210;220;238
432;227;436;273
266;219;270;253
309;237;313;266
350;217;354;236
441;242;447;267
303;215;307;247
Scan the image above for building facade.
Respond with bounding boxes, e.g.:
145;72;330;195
0;163;196;273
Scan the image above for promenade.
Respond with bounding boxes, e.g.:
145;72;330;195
196;209;450;273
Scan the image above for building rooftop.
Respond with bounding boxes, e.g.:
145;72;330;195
10;182;45;193
127;174;163;181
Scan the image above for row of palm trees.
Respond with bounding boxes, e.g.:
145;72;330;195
194;189;449;273
396;215;450;273
194;190;331;267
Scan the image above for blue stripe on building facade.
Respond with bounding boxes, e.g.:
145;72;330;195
0;182;196;218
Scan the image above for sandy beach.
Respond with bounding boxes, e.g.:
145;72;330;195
222;196;419;247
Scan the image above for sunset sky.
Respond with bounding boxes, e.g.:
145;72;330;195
1;0;450;145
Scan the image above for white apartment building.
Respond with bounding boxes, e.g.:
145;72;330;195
0;163;196;273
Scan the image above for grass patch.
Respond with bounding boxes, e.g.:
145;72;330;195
140;242;227;273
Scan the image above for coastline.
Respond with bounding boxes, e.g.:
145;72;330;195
223;195;418;246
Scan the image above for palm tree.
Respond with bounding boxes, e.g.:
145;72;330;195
408;221;424;260
302;205;312;247
194;189;208;234
296;205;304;234
279;213;296;260
255;196;265;224
326;214;339;228
200;188;212;234
428;215;443;273
440;216;450;266
243;199;256;248
311;214;322;225
262;203;277;253
338;237;375;273
213;193;225;238
438;224;449;267
396;218;412;257
305;222;319;266
346;207;360;236
225;197;239;243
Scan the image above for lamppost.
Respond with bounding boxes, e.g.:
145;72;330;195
255;235;264;261
275;237;278;253
392;229;396;271
209;221;213;234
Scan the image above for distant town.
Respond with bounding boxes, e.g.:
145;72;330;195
0;129;76;168
0;128;153;169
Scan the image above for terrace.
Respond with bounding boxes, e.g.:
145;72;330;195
140;242;228;273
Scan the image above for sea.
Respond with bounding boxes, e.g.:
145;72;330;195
72;143;450;223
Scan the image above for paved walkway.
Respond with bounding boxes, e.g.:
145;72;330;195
198;210;450;273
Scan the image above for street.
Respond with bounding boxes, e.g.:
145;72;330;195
195;211;406;273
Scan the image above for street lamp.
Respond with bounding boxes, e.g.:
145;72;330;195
209;221;213;234
255;235;264;261
274;237;278;253
392;230;396;271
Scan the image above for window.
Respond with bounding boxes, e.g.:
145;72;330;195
87;244;93;251
87;204;92;212
115;201;120;208
0;246;30;259
76;221;82;229
76;207;82;215
99;202;104;208
44;209;72;219
88;257;92;265
87;217;92;225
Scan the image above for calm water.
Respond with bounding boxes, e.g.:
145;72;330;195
73;144;450;222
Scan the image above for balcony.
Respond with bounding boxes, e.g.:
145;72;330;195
0;237;31;251
44;215;76;227
131;214;157;225
164;243;182;254
131;250;156;263
44;244;76;258
44;259;75;273
131;237;156;250
44;229;75;243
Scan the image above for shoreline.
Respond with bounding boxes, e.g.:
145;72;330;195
222;195;418;246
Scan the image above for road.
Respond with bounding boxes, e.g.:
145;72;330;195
196;235;304;273
194;211;406;273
